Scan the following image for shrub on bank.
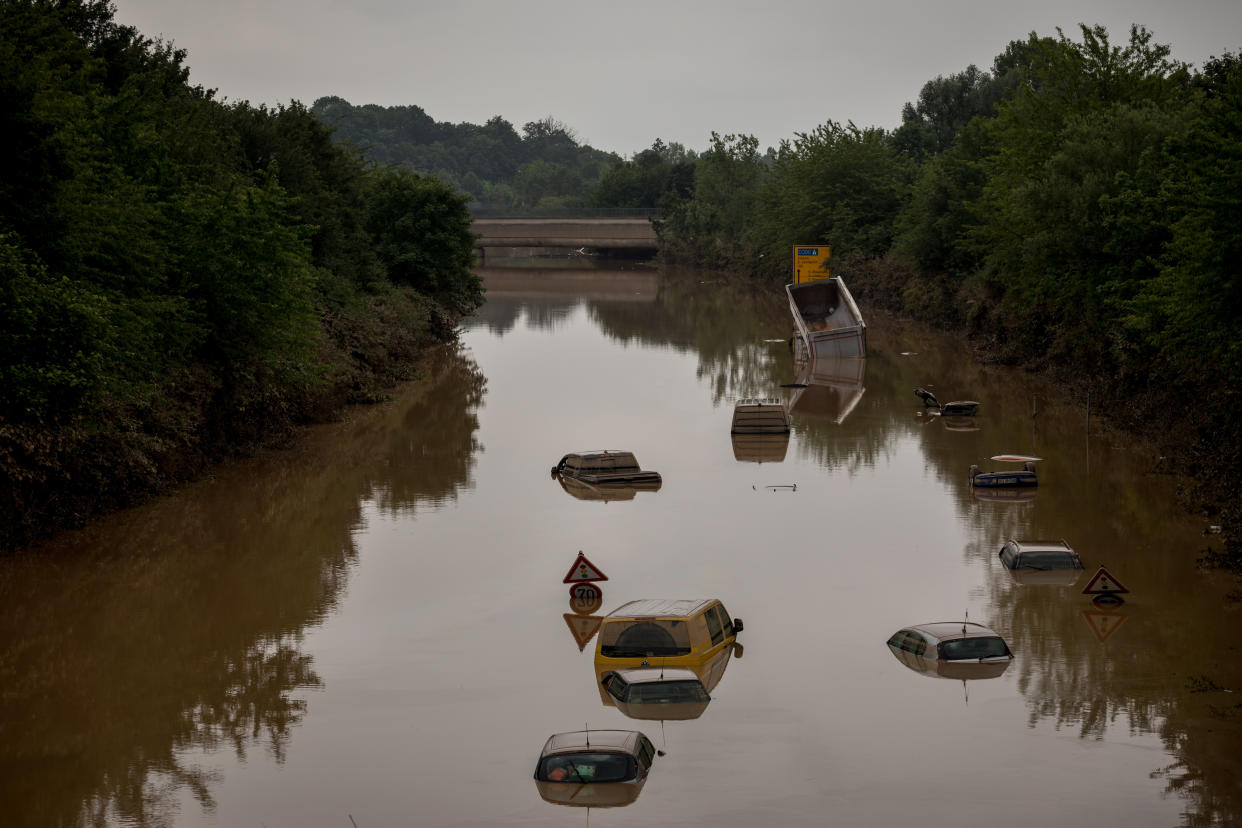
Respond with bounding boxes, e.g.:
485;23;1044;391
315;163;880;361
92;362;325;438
0;1;481;552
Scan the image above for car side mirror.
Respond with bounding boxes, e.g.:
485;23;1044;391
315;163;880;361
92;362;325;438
732;618;744;634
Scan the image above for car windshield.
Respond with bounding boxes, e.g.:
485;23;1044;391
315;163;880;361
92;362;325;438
539;753;635;783
599;620;692;657
626;681;709;704
1016;551;1080;570
938;636;1011;660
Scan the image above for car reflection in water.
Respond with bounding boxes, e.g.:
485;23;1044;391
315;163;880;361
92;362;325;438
787;348;867;425
730;432;790;463
534;729;658;808
941;415;980;432
556;475;660;502
599;667;712;721
971;486;1037;505
885;622;1014;681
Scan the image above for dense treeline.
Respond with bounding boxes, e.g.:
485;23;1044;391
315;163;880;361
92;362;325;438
0;0;482;551
310;97;619;210
616;25;1241;571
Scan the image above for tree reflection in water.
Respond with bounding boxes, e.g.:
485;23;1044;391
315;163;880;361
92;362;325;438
0;348;486;828
892;320;1242;828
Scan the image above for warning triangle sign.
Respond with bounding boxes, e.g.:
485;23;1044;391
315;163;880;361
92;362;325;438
1082;610;1128;643
1081;566;1129;595
563;551;608;583
564;614;603;651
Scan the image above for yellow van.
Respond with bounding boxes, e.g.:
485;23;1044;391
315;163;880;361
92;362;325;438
593;599;743;673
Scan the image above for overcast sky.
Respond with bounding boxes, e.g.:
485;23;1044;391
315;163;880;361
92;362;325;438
113;0;1242;157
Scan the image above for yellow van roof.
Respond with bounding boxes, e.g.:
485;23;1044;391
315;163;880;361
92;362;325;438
604;599;715;619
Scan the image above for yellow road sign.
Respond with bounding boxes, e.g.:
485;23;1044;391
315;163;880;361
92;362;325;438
792;245;831;284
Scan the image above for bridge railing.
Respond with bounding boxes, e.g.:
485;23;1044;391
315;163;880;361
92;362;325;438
468;206;662;220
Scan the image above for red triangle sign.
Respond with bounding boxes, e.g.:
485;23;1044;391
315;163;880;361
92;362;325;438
564;614;603;651
1082;610;1128;643
1081;566;1129;595
563;551;608;583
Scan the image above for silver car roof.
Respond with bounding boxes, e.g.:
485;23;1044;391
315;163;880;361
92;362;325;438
905;621;1005;642
1008;539;1075;552
542;730;643;756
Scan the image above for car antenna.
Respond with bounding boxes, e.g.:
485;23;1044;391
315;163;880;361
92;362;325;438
585;722;590;749
963;609;968;636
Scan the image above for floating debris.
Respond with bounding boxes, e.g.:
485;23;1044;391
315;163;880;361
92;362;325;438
753;484;797;492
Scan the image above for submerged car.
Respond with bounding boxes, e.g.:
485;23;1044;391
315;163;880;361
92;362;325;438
885;621;1014;680
998;539;1084;585
599;667;712;721
533;730;657;808
550;451;662;487
594;599;742;673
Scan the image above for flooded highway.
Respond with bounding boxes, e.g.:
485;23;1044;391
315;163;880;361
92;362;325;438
2;261;1240;827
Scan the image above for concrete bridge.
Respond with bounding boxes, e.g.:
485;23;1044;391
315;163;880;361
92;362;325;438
471;211;658;253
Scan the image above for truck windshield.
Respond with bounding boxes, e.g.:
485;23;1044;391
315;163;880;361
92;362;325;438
599;620;692;657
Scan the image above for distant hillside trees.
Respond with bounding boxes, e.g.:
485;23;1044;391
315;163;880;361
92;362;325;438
590;139;698;209
310;98;619;209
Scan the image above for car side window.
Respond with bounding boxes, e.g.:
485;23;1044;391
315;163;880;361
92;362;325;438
637;736;655;769
705;607;724;645
603;674;626;700
717;604;735;637
1000;543;1017;568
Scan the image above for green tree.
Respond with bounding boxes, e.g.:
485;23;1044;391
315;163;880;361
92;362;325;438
590;139;696;209
659;133;765;266
749;122;913;277
364;167;481;315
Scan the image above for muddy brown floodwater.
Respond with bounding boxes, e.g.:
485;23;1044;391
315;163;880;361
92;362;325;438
2;261;1240;828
